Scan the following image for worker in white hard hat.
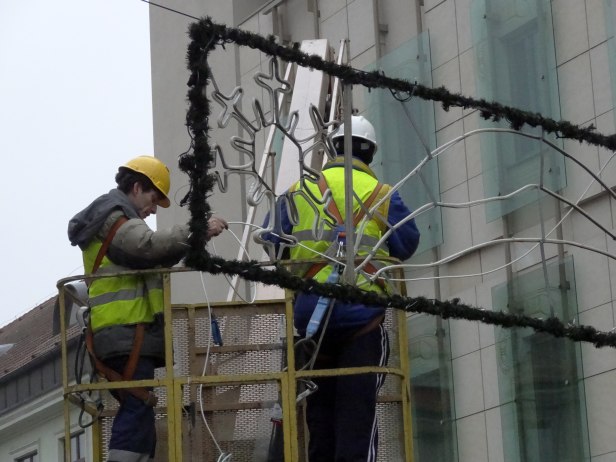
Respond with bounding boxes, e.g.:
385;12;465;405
262;115;420;461
68;155;227;462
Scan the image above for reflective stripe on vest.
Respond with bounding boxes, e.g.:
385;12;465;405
289;162;391;292
83;238;164;332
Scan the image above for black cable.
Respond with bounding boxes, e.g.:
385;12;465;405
140;0;200;21
188;18;616;152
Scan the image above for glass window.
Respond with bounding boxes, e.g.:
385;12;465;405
61;431;86;462
407;314;457;461
364;32;443;255
15;453;38;462
492;256;590;462
471;0;565;221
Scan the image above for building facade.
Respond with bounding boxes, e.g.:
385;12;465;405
0;298;93;462
148;1;616;461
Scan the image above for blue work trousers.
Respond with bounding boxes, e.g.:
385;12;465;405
104;356;157;462
305;323;390;462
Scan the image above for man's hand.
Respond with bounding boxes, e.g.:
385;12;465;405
206;216;228;239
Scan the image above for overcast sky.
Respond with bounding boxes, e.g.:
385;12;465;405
0;0;155;327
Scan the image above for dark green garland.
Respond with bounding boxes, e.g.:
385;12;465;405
188;17;616;151
192;255;616;349
182;17;616;349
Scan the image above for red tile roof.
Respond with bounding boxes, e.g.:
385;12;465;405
0;296;80;380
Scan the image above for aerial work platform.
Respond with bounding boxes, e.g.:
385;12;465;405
57;267;414;461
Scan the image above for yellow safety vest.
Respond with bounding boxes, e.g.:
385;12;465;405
82;235;163;332
289;157;392;293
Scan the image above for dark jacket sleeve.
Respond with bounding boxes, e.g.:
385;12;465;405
386;191;420;261
260;196;294;256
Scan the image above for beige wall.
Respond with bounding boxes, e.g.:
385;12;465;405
149;0;616;459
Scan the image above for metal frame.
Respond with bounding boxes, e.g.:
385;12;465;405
57;267;414;461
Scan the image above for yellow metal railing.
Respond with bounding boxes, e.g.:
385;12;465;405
57;265;414;461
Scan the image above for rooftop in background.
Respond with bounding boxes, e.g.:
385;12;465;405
0;297;79;381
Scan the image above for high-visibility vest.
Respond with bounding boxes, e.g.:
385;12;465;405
289;158;392;293
82;235;163;332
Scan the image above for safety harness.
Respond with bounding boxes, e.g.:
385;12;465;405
304;175;389;288
292;174;392;407
303;174;390;339
84;216;158;407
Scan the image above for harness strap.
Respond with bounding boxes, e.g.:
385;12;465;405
318;176;343;224
307;176;388;290
85;214;157;407
92;216;128;274
303;260;387;291
317;175;385;227
352;182;384;226
85;324;157;406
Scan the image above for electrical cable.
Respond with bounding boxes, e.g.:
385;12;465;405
140;0;199;20
233;221;348;270
210;223;257;303
197;271;232;461
373;150;616;284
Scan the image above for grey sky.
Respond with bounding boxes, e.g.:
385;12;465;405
0;0;154;327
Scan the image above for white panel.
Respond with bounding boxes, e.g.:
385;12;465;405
591;43;614;116
485;407;506;462
558;52;595;125
587;0;609;48
552;0;589;65
585;370;616;457
275;39;331;193
481;345;500;408
571;233;611;312
456;412;489;462
425;0;458;68
579;303;616;377
452;350;485;418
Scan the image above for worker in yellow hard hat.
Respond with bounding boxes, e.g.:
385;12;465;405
68;155;227;462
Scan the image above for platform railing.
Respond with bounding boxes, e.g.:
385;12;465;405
57;263;413;461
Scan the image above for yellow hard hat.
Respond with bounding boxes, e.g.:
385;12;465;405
122;156;171;208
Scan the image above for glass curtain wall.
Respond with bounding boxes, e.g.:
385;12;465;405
363;32;455;460
364;32;442;255
471;0;566;221
407;315;457;462
492;257;590;462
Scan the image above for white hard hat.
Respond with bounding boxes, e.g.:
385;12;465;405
332;115;378;153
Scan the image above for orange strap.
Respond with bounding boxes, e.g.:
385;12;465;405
317;175;384;227
85;324;157;406
86;214;157;406
92;216;128;274
308;176;387;290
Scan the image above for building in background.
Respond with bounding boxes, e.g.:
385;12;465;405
0;297;92;462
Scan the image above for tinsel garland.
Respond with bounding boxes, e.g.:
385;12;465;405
182;17;616;348
194;255;616;349
188;17;616;151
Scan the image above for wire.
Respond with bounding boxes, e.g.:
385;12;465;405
140;0;200;20
374;149;616;284
197;272;232;461
210;223;257;303
236;221;346;269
